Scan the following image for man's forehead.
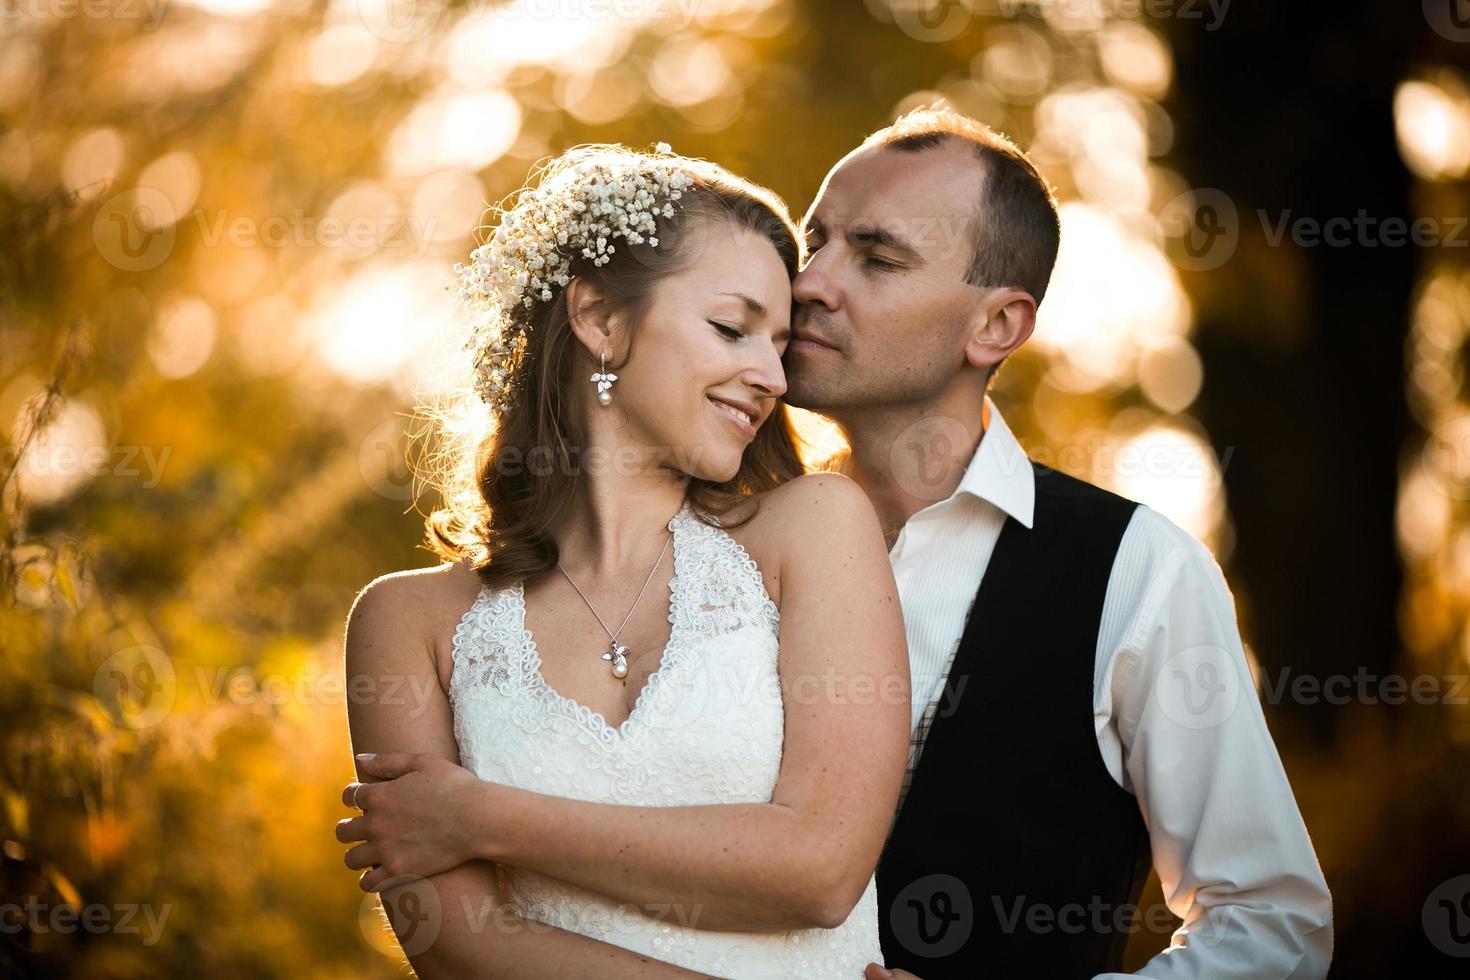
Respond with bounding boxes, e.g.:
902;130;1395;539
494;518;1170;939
804;142;980;233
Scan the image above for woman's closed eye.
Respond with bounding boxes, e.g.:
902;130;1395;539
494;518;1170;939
709;320;744;341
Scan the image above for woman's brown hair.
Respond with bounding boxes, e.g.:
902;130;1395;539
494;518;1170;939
418;144;806;589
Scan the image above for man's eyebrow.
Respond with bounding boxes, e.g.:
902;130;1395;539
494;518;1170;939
848;223;921;260
718;291;769;318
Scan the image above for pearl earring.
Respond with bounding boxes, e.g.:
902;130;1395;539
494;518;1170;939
591;349;617;406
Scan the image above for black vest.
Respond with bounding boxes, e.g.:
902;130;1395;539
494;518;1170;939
876;461;1151;979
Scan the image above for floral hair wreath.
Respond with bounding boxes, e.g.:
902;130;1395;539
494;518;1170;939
451;141;694;411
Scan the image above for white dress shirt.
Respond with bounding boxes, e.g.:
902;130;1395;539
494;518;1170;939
888;396;1334;980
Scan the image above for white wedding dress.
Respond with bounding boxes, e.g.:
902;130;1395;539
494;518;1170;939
448;497;882;978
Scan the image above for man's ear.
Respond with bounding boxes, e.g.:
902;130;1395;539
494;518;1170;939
964;287;1036;375
565;276;618;362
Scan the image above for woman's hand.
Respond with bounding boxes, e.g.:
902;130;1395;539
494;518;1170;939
336;752;499;892
864;965;921;980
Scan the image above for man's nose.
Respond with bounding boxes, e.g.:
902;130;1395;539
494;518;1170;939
793;250;838;311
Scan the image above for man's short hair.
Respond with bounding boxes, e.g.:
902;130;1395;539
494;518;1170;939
863;104;1061;306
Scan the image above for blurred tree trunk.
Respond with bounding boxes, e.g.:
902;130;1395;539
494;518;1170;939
1168;2;1420;741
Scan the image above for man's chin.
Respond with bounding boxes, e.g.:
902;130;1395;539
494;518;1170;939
783;377;846;413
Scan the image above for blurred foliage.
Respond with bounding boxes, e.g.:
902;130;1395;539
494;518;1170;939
1;0;1468;976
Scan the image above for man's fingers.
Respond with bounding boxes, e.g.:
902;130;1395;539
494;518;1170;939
865;964;913;979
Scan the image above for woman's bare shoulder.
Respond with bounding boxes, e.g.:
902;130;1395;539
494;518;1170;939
345;559;485;685
722;474;882;605
743;472;877;538
349;558;482;623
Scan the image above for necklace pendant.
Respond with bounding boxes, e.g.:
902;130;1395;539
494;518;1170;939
601;641;630;681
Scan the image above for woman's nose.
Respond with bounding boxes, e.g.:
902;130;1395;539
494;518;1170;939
749;342;788;399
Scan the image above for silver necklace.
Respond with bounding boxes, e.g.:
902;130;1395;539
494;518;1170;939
556;528;673;683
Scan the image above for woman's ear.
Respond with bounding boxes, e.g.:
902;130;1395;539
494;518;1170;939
565;276;617;362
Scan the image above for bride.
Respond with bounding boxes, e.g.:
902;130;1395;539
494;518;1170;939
336;144;910;978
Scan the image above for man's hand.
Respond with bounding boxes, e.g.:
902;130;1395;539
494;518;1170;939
336;751;496;891
864;964;921;979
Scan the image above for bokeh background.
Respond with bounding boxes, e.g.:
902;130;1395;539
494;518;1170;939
3;0;1469;976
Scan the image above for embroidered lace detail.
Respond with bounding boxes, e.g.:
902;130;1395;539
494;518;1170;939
446;498;881;978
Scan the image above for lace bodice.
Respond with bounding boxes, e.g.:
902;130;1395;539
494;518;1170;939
448;498;882;978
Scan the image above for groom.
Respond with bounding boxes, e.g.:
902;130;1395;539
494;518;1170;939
783;106;1333;979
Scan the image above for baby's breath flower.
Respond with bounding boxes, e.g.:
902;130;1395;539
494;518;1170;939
449;147;694;411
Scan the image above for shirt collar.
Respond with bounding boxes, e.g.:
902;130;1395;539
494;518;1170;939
954;396;1035;529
